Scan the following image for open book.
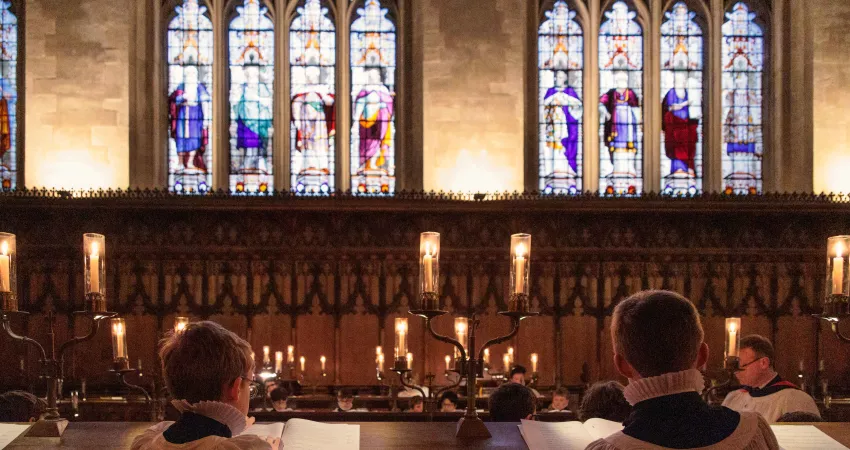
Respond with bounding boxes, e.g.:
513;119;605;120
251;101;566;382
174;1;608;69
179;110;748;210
519;418;623;450
242;418;359;450
771;425;849;450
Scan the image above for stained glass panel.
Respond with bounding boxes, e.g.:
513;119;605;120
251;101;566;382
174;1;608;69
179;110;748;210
350;0;396;195
599;1;643;195
290;0;336;194
538;0;583;195
660;2;703;195
722;2;763;194
167;0;214;193
228;0;274;194
0;1;15;190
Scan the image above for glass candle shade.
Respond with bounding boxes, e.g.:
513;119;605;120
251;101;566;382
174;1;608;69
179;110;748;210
84;233;107;312
530;353;539;373
275;351;283;373
377;353;385;372
299;356;306;373
509;233;531;312
725;318;741;360
111;318;128;362
287;345;295;364
508;346;515;364
320;355;326;373
826;236;850;317
445;355;451;371
406;352;413;370
262;346;271;364
174;316;189;333
394;318;408;361
0;233;17;311
483;348;490;365
454;317;468;355
503;353;511;373
419;232;440;309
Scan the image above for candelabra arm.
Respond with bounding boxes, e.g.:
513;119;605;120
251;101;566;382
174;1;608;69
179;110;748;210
424;318;467;362
830;320;850;343
477;316;520;361
433;371;462;398
118;371;152;402
1;314;47;360
58;314;104;360
396;373;426;400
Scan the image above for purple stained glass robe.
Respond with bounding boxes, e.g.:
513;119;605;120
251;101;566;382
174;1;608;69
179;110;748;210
600;88;640;162
544;87;580;173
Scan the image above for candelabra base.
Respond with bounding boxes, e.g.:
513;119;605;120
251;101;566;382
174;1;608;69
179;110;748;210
26;418;69;437
456;416;491;439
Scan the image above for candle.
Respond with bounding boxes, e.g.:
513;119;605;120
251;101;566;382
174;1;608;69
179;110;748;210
0;240;9;292
455;317;468;351
508;346;514;363
174;316;189;333
514;243;527;293
376;346;383;358
445;355;451;371
530;353;539;373
89;241;100;293
377;353;385;372
275;351;283;373
832;242;845;295
503;353;511;373
406;352;413;370
395;318;408;360
263;346;271;364
726;318;741;358
483;348;490;365
300;356;306;372
287;345;295;364
111;318;127;361
423;243;434;292
320;355;326;372
819;360;825;372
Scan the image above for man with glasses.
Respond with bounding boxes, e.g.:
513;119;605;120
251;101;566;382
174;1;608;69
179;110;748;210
721;334;820;422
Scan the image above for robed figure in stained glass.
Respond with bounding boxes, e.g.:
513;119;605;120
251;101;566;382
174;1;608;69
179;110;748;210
600;71;640;181
291;66;335;185
169;65;211;172
353;67;394;178
724;72;758;155
233;62;273;176
662;71;698;177
543;70;582;176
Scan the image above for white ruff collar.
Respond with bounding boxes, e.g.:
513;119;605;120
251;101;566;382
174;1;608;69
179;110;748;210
623;369;705;406
171;400;250;436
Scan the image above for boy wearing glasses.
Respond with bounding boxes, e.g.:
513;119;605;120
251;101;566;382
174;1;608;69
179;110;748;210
132;321;278;450
722;334;820;422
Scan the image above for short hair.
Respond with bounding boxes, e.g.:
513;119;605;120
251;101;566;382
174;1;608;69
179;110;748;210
510;365;527;377
269;387;289;403
578;381;631;422
553;387;570;398
488;383;536;422
740;335;775;367
159;321;253;404
776;411;822;423
439;390;459;406
0;391;46;422
410;396;423;406
611;290;704;377
337;388;354;400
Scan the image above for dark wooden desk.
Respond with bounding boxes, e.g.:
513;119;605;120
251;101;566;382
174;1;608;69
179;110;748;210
5;422;849;449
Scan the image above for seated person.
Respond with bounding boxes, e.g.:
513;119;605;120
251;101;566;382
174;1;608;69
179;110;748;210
775;411;822;423
509;365;542;397
578;381;631;422
547;387;570;412
722;335;821;422
408;395;424;413
0;390;46;422
132;321;279;450
439;391;459;412
488;382;536;422
334;389;355;412
269;387;290;412
587;290;779;450
249;379;278;411
263;380;278;400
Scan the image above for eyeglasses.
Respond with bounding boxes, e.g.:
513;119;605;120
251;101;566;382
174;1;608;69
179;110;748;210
738;356;766;369
240;376;262;399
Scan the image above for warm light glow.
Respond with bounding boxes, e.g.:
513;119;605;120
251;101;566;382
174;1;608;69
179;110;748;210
396;319;408;335
425;242;432;257
174;317;189;332
0;241;7;256
815;152;850;195
112;321;124;336
445;355;451;370
376;346;383;356
90;241;99;258
432;148;519;194
30;149;122;191
530;353;538;364
406;352;413;369
727;321;737;333
514;243;526;258
483;348;490;363
835;241;845;258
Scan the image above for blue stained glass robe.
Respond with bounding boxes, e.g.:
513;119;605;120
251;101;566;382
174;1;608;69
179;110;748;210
169;83;210;155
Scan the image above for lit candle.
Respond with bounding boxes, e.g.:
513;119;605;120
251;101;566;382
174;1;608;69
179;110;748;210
300;356;306;372
483;348;490;365
455;317;468;351
0;240;9;292
530;353;539;373
287;345;295;364
320;355;326;372
89;241;100;293
833;242;845;295
263;345;271;364
111;318;127;361
514;243;527;294
275;351;283;373
406;352;413;370
395;318;408;360
508;346;514;363
423;243;434;292
174;316;189;333
503;353;511;373
377;353;385;372
376;345;383;358
726;318;741;358
445;355;451;371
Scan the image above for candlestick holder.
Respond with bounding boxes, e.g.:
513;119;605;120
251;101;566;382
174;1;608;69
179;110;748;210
1;309;116;436
108;359;158;420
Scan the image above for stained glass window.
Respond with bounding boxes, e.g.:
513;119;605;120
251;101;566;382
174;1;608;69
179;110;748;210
290;0;336;194
0;1;16;190
722;2;763;194
599;1;643;195
660;2;703;195
538;0;583;195
228;0;274;194
167;0;213;194
350;0;396;195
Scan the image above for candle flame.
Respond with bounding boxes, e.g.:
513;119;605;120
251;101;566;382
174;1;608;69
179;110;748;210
275;351;283;362
176;322;186;332
300;356;305;364
288;345;295;355
378;353;384;364
376;346;383;356
508;347;514;356
1;240;7;256
112;322;124;335
90;241;99;258
445;355;451;364
515;242;527;258
530;353;538;363
425;241;433;257
835;241;845;258
728;321;737;333
406;352;413;364
455;321;467;335
320;355;326;363
484;348;489;356
263;346;270;355
396;319;408;334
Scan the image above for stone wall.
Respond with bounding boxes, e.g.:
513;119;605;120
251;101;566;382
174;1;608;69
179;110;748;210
24;0;130;189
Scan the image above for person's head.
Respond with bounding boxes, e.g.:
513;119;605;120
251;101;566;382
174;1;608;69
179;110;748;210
776;411;822;423
555;70;568;87
336;389;354;411
614;71;629;89
735;334;776;387
264;379;278;398
488;382;537;422
551;387;570;411
159;321;255;415
184;65;199;85
674;71;688;88
0;391;46;422
611;290;708;379
410;395;424;413
269;387;289;412
578;381;632;422
510;365;527;384
439;391;459;412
